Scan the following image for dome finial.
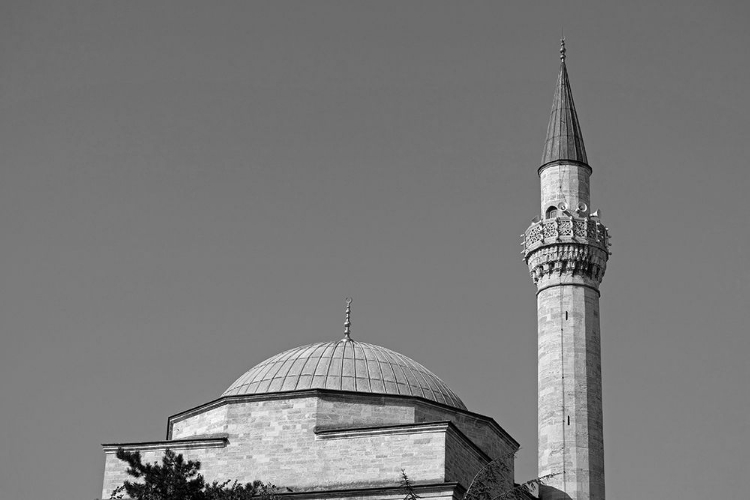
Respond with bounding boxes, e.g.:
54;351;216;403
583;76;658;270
560;37;566;62
343;297;353;340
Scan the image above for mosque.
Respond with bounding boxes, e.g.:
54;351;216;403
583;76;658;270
101;42;611;500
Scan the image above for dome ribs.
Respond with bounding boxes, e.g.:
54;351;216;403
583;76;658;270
244;350;286;393
353;343;370;392
286;346;313;391
381;346;421;399
274;347;306;392
365;344;386;393
341;340;356;392
303;344;327;390
222;340;466;410
407;356;437;400
325;341;344;390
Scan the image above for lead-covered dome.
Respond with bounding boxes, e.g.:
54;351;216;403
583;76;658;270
223;339;466;410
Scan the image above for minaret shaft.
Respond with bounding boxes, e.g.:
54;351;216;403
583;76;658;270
537;284;604;500
539;164;591;218
523;41;609;500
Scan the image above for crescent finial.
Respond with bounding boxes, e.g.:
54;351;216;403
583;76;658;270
343;298;352;340
560;38;566;62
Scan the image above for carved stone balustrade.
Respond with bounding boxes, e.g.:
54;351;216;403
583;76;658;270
523;216;611;288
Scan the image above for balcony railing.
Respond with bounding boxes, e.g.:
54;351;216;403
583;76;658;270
522;216;610;256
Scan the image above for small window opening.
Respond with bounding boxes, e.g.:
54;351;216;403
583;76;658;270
546;206;558;219
567;416;570;425
565;311;568;320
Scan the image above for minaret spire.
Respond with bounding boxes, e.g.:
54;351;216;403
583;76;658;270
541;39;588;168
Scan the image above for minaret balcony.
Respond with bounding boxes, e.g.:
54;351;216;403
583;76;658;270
522;216;610;258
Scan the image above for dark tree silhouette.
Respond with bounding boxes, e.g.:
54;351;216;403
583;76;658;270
109;448;282;500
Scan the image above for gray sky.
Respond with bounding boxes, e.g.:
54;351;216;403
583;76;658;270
1;2;748;499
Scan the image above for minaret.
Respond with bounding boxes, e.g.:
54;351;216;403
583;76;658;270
522;41;610;500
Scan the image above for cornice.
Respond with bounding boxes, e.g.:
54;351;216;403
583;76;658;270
314;420;491;463
538;159;592;177
275;481;464;500
102;434;228;452
165;388;519;449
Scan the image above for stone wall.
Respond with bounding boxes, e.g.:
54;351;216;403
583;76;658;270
415;404;516;467
315;393;416;429
103;392;518;499
102;438;228;499
314;423;449;488
170;404;228;439
444;427;492;489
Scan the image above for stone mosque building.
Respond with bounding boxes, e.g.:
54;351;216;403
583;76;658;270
102;42;611;500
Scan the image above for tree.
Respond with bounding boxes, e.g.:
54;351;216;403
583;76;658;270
400;451;558;500
109;448;282;500
462;452;556;500
399;469;420;500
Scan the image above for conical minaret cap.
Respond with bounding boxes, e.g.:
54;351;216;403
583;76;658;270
540;40;588;168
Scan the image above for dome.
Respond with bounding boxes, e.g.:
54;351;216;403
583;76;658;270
223;339;466;410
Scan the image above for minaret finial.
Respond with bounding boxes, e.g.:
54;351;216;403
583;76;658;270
343;297;352;340
540;36;587;168
560;38;566;62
